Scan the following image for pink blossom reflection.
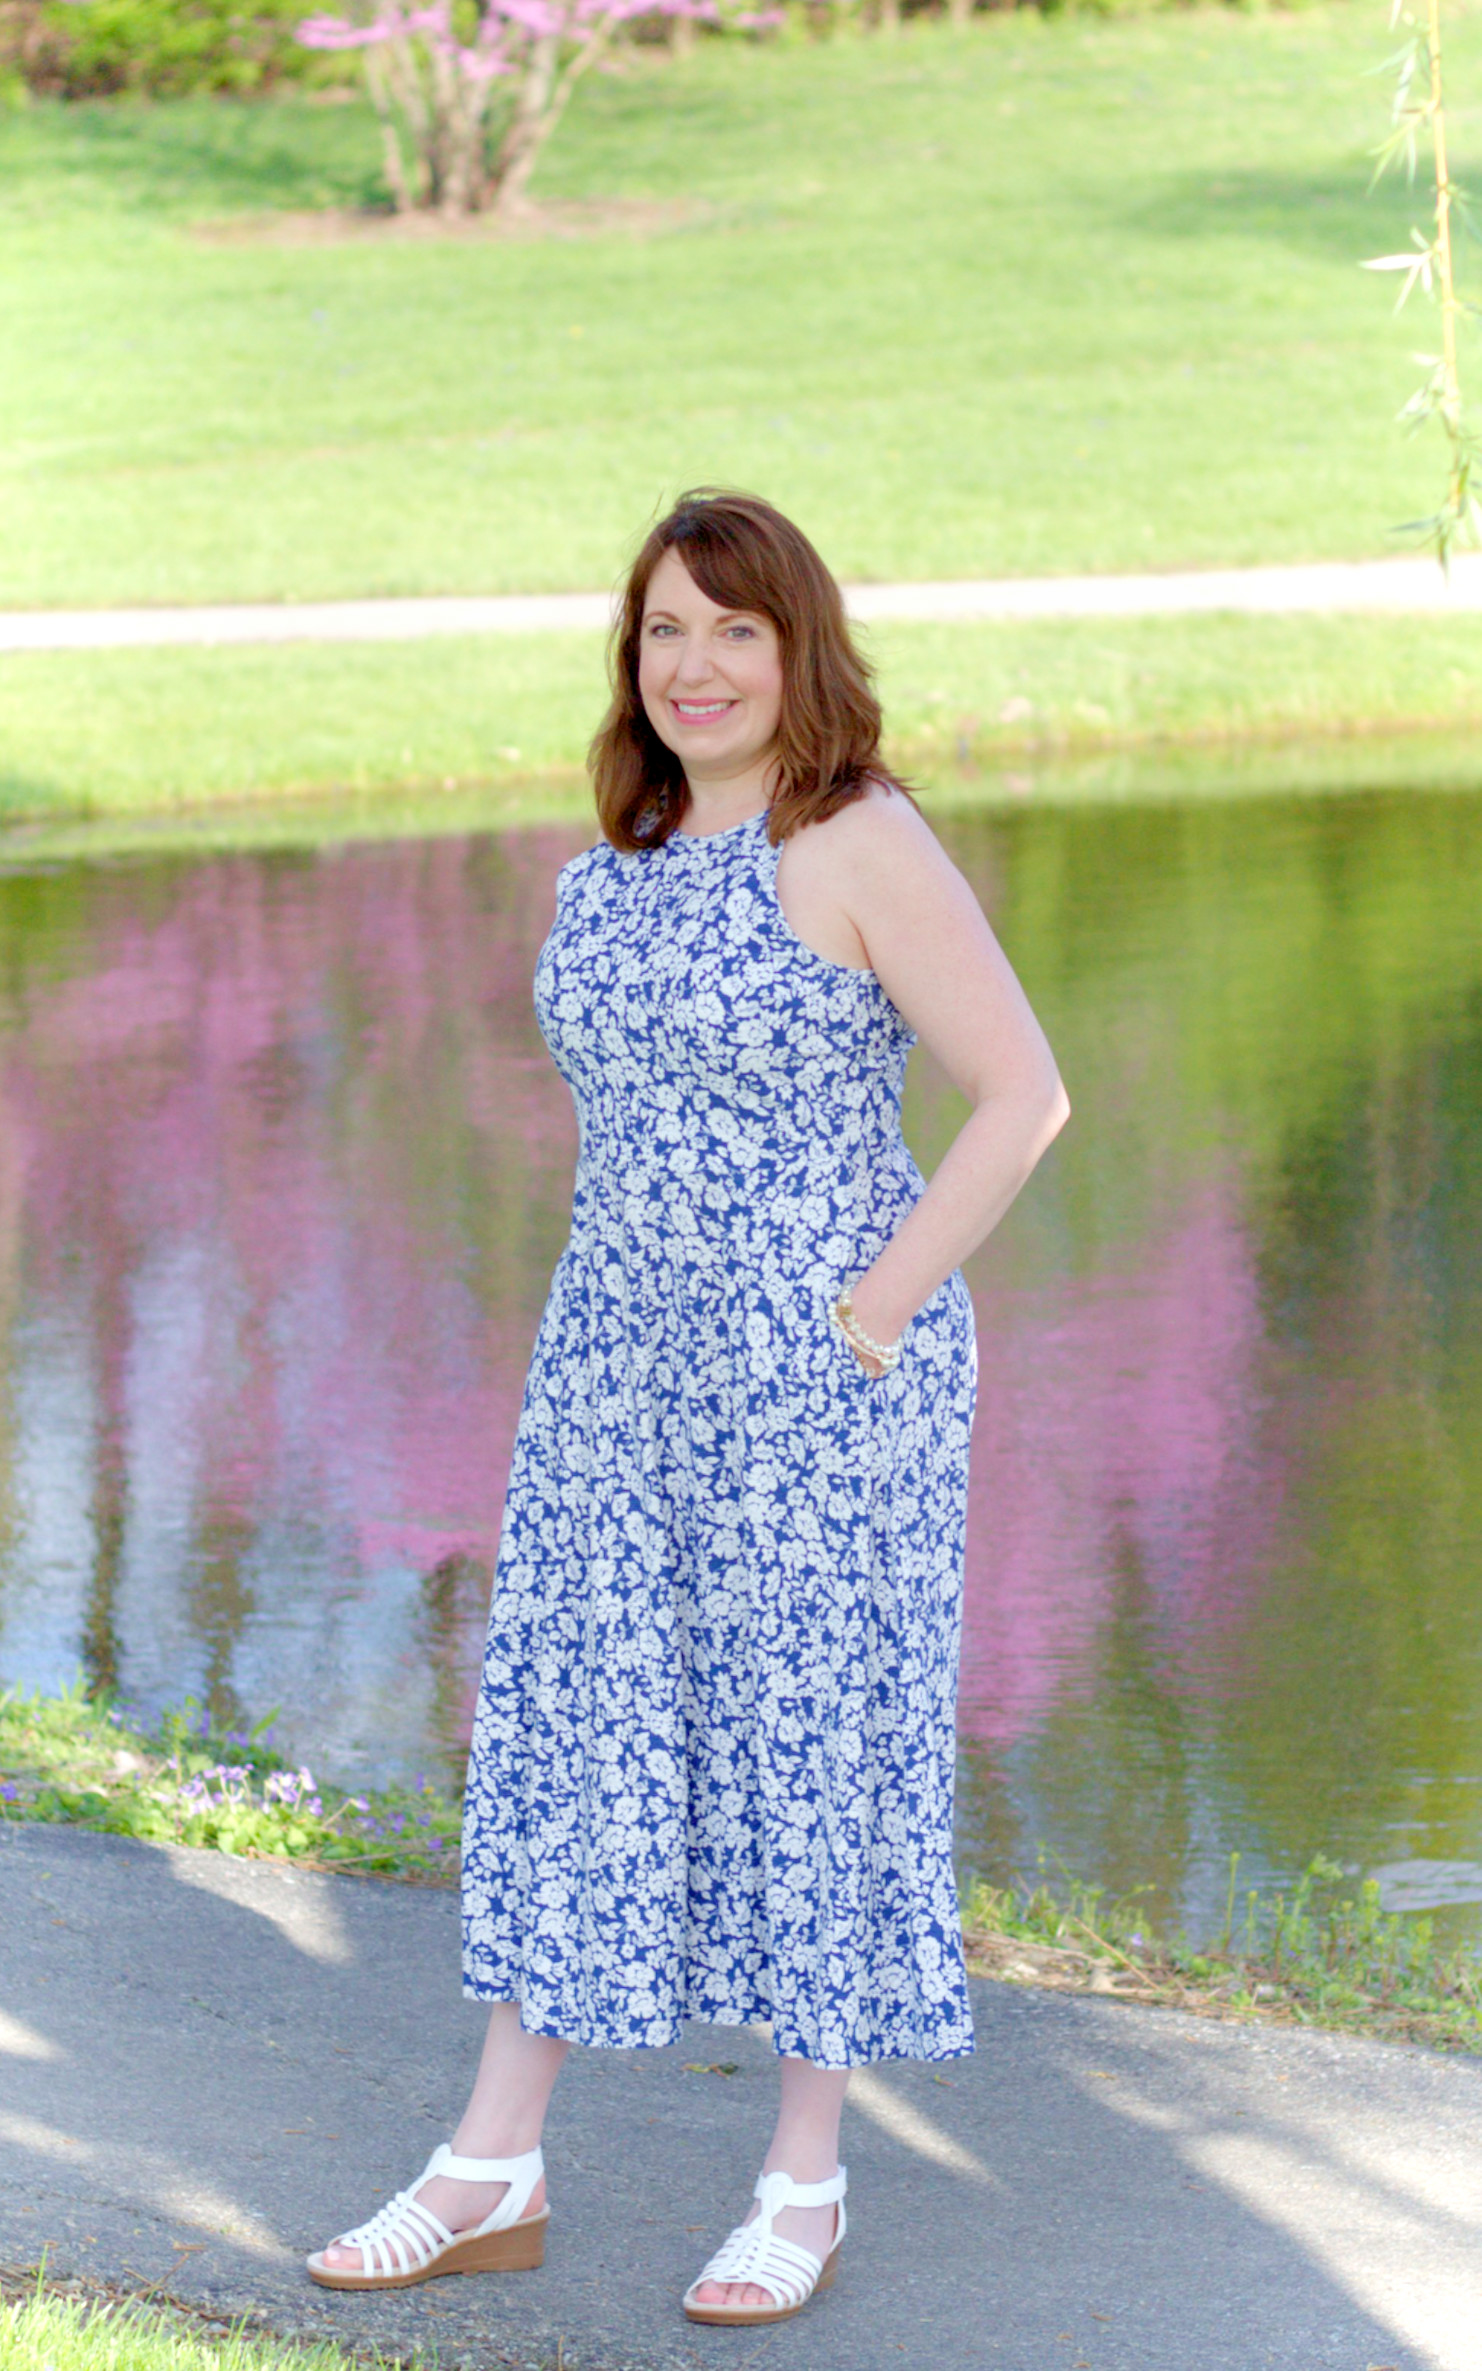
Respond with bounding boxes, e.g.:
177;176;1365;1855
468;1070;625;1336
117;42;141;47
960;1174;1277;1752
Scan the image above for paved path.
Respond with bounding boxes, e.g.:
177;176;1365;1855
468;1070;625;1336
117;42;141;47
4;1823;1481;2371
4;555;1482;651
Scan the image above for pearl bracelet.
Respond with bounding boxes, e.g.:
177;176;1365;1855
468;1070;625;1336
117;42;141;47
832;1292;903;1375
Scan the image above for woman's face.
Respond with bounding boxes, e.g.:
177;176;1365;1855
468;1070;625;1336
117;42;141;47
637;548;784;787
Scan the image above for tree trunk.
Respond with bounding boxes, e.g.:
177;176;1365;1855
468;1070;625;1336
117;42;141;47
366;49;414;213
383;33;435;207
490;31;560;218
668;8;696;56
947;0;973;23
491;8;622;220
429;35;461;213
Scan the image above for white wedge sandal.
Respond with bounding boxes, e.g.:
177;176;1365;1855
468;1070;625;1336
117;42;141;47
682;2165;847;2327
306;2143;548;2291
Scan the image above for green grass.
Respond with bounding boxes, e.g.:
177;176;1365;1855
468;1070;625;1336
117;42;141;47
0;1682;461;1881
0;2279;383;2371
1;611;1481;843
963;1851;1482;2055
2;9;1479;610
0;631;608;824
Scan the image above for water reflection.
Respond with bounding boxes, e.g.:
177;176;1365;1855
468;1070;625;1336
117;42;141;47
0;787;1479;1934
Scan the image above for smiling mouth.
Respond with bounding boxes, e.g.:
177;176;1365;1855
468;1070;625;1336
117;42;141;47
671;699;736;721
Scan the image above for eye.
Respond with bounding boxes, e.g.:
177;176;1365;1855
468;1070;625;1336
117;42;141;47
725;623;758;640
645;620;678;638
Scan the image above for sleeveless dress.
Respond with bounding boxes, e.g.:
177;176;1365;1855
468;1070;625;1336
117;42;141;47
461;806;978;2068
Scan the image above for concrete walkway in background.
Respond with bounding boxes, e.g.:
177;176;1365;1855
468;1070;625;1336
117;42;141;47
4;1823;1482;2371
4;554;1482;652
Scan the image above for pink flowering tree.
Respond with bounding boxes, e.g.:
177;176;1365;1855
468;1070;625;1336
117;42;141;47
297;0;762;218
296;0;511;215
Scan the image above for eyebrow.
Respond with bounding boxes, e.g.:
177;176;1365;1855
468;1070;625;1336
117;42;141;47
642;607;759;626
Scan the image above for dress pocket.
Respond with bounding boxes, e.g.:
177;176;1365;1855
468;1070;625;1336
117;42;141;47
823;1288;905;1390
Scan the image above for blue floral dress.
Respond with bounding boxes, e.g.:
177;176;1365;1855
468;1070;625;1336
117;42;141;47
461;806;977;2067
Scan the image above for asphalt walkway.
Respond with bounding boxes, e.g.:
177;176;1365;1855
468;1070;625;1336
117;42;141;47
3;1822;1481;2371
3;555;1482;651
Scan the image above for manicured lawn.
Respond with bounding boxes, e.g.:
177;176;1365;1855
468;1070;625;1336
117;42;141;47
2;10;1479;823
1;611;1480;840
2;9;1477;610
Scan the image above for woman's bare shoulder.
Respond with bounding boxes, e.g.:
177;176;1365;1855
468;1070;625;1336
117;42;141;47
788;781;945;885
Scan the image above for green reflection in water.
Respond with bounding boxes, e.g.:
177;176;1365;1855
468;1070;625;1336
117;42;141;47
929;791;1482;1934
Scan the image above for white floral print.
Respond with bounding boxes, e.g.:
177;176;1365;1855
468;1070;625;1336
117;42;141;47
461;808;977;2067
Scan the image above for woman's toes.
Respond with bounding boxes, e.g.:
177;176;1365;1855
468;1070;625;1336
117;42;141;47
694;2280;751;2307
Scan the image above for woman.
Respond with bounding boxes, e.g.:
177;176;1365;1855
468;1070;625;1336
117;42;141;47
308;489;1068;2327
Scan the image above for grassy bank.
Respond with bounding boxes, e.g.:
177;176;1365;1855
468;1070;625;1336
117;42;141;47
10;722;1482;873
7;1683;1482;2055
2;10;1479;610
0;1683;460;1881
3;612;1482;840
962;1862;1482;2058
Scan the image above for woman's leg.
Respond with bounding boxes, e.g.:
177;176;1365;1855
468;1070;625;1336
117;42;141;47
318;2003;568;2270
690;2055;849;2310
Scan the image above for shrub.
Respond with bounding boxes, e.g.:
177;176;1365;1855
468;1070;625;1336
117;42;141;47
3;0;329;97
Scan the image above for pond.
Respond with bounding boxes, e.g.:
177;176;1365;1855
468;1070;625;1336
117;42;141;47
0;781;1479;1941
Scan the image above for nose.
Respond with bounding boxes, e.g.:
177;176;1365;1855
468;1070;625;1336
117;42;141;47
674;634;716;686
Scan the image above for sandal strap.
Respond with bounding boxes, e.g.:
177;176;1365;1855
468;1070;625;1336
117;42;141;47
691;2222;834;2312
751;2165;848;2221
430;2143;543;2186
425;2142;544;2228
332;2187;455;2279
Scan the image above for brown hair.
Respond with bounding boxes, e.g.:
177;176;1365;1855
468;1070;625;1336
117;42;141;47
588;488;912;851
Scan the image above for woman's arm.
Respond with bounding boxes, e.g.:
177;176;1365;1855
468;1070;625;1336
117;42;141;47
776;787;1070;1366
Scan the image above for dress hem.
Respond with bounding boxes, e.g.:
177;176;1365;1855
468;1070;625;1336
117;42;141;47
459;1970;976;2070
